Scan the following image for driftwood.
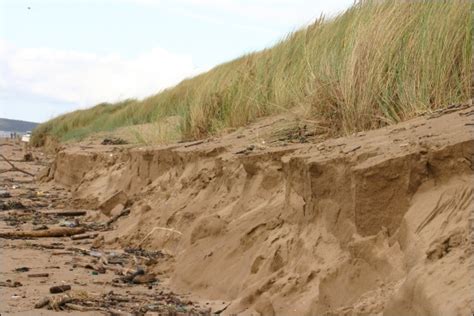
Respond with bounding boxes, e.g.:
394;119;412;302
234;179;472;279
35;294;74;310
28;273;49;278
51;251;75;256
50;285;71;293
214;303;231;315
42;210;87;217
107;308;133;316
64;303;98;312
31;243;65;250
35;297;50;308
0;154;35;177
106;208;130;226
0;227;85;239
184;140;205;148
50;296;74;310
71;232;99;240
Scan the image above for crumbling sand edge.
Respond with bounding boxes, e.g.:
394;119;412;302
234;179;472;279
47;106;474;315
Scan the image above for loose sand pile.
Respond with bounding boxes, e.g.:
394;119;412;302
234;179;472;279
47;104;473;315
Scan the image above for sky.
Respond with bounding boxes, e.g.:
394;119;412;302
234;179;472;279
0;0;353;123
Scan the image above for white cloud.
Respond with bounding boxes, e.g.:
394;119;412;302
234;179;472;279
0;39;198;109
120;0;353;30
163;0;346;20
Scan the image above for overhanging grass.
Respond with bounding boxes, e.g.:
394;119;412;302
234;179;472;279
32;0;471;146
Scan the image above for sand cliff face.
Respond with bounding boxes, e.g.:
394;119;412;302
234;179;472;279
50;105;473;316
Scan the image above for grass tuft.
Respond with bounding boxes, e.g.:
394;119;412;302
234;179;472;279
32;0;471;146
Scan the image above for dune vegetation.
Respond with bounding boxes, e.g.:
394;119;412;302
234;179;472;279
32;0;471;146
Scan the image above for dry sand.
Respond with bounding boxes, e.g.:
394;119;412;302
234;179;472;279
1;103;473;315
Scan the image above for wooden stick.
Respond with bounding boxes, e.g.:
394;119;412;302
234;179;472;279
31;243;65;250
28;273;49;278
0;227;85;239
51;251;74;255
0;154;35;177
49;285;71;294
106;208;130;226
42;210;87;217
106;308;132;316
71;232;99;240
35;297;50;309
184;140;205;148
64;303;98;312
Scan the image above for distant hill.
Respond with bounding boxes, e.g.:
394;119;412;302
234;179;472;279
0;118;39;133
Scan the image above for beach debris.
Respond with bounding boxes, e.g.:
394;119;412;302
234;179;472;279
71;232;99;240
28;273;50;278
49;284;72;294
0;154;35;176
0;190;11;198
342;144;361;154
101;137;128;145
106;208;130;227
43;210;87;217
35;297;50;308
23;152;34;161
15;267;30;272
0;227;86;239
0;280;22;287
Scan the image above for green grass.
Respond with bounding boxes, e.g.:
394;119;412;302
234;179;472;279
32;0;471;146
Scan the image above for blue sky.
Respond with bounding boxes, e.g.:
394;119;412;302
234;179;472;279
0;0;353;122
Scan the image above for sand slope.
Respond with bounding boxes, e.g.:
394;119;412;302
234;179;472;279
50;104;474;315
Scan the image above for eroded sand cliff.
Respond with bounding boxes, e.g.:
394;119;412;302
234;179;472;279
42;104;474;315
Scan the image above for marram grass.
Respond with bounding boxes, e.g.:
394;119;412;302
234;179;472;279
32;0;471;146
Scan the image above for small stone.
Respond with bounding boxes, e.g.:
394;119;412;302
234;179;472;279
132;273;157;284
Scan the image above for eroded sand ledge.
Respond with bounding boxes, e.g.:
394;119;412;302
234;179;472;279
49;105;474;315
